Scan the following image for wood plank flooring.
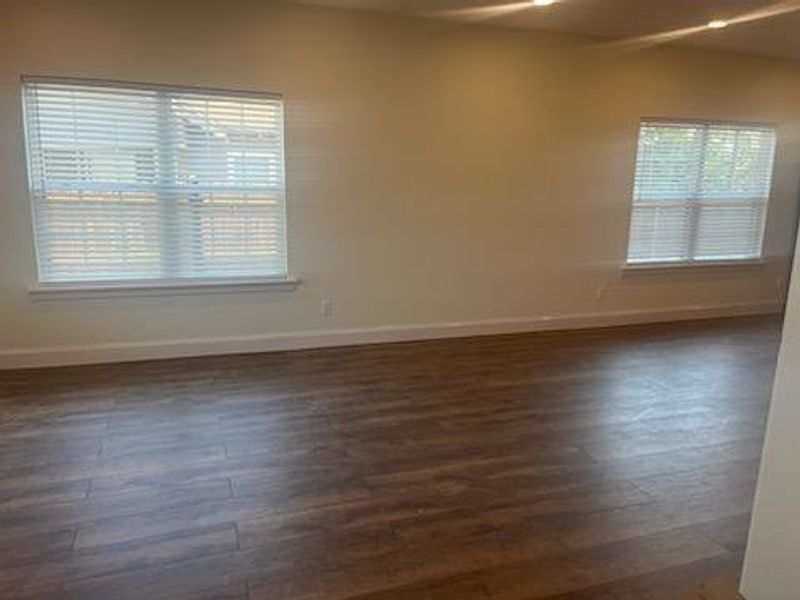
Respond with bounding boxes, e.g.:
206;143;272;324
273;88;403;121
0;316;781;599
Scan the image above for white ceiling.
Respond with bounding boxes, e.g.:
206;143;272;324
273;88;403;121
296;0;800;60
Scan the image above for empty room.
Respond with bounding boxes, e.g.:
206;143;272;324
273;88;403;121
3;0;800;598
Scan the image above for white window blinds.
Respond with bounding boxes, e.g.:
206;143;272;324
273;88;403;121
23;77;287;284
626;120;775;264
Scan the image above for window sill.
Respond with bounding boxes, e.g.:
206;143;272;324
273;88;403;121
623;259;766;273
29;276;301;299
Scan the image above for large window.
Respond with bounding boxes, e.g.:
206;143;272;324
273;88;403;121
23;77;287;284
627;120;776;265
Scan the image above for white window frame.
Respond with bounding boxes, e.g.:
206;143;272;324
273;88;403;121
21;76;298;296
624;118;776;269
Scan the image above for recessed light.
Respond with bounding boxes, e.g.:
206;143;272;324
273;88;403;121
708;20;729;29
532;0;557;6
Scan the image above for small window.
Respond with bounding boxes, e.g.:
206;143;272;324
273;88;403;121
626;120;776;265
22;77;287;284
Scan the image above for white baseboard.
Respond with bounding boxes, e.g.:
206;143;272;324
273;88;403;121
0;301;783;370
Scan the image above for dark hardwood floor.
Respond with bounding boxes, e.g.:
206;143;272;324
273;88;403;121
0;316;781;599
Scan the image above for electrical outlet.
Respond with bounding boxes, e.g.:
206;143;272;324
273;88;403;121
321;295;333;318
595;284;607;302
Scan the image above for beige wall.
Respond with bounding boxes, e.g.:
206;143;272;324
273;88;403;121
1;0;800;366
741;229;800;599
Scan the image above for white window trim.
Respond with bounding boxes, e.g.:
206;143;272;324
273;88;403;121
622;258;767;272
625;117;777;268
22;75;291;288
29;275;300;299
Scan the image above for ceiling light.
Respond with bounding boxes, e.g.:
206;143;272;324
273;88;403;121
707;20;728;29
532;0;557;6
